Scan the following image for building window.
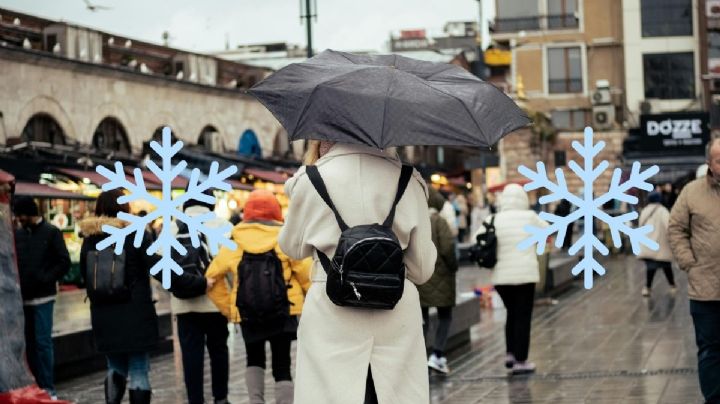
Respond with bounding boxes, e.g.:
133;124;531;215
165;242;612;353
93;117;131;153
547;0;578;29
643;52;695;99
554;150;567;167
547;46;583;94
551;109;588;130
21;114;65;145
641;0;692;37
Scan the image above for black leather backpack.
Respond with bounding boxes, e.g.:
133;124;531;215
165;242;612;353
306;164;413;310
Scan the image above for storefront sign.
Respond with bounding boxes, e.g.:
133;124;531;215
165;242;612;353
639;112;709;151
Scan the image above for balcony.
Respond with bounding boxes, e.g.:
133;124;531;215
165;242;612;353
492;14;578;34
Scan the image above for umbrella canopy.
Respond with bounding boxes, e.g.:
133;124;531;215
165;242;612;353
249;49;531;149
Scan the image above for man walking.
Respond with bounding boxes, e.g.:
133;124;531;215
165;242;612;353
668;138;720;403
13;196;70;399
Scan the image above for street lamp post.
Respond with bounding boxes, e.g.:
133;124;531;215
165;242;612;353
300;0;317;58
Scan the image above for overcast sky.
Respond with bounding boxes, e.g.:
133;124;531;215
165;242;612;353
1;0;494;53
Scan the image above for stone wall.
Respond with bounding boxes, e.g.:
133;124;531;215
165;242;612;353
0;47;283;157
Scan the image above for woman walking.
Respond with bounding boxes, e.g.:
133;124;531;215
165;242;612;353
278;140;437;404
638;191;676;297
79;190;159;404
206;190;311;404
474;184;547;375
418;188;458;375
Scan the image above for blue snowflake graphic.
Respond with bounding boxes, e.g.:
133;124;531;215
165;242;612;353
517;127;660;289
95;127;238;289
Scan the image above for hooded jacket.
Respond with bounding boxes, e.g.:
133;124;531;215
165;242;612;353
79;216;159;354
637;202;673;262
473;184;548;285
668;174;720;301
14;219;70;301
417;188;458;307
205;221;311;323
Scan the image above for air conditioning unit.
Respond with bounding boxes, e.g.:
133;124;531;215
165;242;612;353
591;79;611;105
592;105;615;130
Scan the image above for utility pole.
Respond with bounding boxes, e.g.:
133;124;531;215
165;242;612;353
300;0;317;58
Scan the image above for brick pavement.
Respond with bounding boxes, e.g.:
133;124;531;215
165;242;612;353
56;255;704;403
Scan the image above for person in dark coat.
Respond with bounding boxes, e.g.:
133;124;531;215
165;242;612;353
13;196;70;399
417;187;458;374
553;199;574;250
79;190;159;404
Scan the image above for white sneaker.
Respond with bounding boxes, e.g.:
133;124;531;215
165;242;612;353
427;353;449;374
511;361;536;375
641;287;650;297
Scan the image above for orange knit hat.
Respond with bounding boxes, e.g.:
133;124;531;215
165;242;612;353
243;189;283;222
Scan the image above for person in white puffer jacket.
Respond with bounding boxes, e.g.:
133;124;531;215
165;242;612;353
473;183;548;375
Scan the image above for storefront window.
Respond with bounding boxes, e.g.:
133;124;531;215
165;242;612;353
641;0;692;37
547;46;583;94
643;52;695;99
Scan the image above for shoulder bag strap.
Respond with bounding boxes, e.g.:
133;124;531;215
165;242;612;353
305;165;349;232
639;205;659;228
382;164;414;227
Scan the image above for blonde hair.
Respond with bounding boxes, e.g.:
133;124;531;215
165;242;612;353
304;140;321;165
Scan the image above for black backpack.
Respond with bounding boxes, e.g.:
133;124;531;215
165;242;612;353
235;249;290;325
306;164;413;310
169;222;211;299
469;215;497;269
86;249;130;304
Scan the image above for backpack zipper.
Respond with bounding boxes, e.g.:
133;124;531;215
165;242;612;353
339;237;396;281
349;281;362;300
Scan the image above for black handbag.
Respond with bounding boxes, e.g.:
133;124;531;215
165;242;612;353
469;215;497;269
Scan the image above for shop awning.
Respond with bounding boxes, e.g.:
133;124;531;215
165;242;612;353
0;168;14;183
623;155;705;185
123;167;187;189
15;182;94;200
487;179;531;193
55;168;113;187
244;168;290;184
227;179;255;191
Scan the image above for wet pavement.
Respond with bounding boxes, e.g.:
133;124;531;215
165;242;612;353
56;255;703;403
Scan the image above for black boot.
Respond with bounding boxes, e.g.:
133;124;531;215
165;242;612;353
128;389;151;404
104;371;126;404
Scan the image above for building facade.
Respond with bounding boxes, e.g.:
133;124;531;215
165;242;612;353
0;8;292;160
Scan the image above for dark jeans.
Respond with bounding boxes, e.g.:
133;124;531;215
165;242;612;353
644;260;675;288
245;333;292;382
106;352;150;390
177;312;230;404
421;306;453;357
690;300;720;403
495;283;535;362
23;301;55;395
364;367;377;404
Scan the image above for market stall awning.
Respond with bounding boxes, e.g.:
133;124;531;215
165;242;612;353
487;179;531;193
123;167;186;189
227;179;255;191
0;168;14;183
55;168;113;187
244;168;290;184
15;182;94;200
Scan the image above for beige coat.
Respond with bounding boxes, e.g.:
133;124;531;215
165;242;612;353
278;143;437;404
637;203;673;262
668;176;720;301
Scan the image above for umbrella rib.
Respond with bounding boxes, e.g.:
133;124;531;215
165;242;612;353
380;70;396;148
410;75;488;144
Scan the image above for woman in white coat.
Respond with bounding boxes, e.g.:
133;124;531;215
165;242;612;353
637;191;676;297
473;184;547;375
278;140;437;404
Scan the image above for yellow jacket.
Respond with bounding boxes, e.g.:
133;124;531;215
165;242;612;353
206;221;311;323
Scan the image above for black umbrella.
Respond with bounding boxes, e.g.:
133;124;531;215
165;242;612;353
248;49;530;149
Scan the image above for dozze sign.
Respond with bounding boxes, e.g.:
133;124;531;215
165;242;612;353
640;113;709;149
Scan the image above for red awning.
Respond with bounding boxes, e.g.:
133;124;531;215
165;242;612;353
55;168;113;187
15;182;93;200
0;168;14;183
227;179;255;191
124;167;188;189
244;168;289;184
487;179;531;193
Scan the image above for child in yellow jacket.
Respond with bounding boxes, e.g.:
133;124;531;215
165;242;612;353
206;190;311;404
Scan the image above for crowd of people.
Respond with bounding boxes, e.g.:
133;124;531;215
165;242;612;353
9;138;720;404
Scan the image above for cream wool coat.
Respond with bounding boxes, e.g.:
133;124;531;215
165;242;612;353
278;143;437;404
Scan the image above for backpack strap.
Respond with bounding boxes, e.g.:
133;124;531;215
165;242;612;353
382;165;414;227
306;165;349;231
